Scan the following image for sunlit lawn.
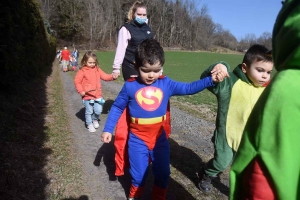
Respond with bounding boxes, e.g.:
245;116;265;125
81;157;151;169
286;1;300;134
95;51;243;110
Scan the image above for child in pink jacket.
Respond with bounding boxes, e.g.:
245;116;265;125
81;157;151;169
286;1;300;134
74;51;119;132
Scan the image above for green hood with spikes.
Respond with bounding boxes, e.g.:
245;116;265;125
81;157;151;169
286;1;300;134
272;0;300;71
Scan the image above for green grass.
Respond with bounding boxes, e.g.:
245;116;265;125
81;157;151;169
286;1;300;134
95;51;243;111
164;51;242;81
95;51;243;80
164;52;243;110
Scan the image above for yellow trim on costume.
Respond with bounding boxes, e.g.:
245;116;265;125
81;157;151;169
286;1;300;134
226;80;265;151
131;114;166;125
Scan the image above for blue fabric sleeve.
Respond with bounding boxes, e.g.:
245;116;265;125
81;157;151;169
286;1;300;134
103;85;129;133
169;76;215;96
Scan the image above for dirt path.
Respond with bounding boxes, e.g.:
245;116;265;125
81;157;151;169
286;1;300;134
60;69;229;200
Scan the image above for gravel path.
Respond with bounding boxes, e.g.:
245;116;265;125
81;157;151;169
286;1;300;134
60;71;229;200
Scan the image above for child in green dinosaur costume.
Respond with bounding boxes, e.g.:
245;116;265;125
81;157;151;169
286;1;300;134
198;44;273;192
230;0;300;199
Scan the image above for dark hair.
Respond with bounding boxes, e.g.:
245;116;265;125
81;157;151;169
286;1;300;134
80;51;99;69
135;39;164;69
242;44;273;67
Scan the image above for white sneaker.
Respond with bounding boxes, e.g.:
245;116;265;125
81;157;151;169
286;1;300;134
92;120;99;129
87;123;96;132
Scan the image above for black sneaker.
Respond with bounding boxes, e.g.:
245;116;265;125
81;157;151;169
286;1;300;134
198;170;214;192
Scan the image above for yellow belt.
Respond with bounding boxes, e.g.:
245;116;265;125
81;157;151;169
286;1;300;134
131;114;166;125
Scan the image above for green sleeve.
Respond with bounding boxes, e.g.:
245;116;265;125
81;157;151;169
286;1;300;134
230;71;300;200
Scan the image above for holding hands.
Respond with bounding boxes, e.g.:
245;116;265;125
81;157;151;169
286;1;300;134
112;72;120;79
211;64;229;82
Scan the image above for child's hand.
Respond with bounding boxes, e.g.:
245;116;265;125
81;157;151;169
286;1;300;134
80;91;85;96
112;72;120;79
212;73;225;82
101;132;112;143
211;64;229;77
211;64;229;82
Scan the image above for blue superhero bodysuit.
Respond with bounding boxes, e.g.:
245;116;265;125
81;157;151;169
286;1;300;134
103;75;214;199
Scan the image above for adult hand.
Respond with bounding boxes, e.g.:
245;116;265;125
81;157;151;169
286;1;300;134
112;72;120;79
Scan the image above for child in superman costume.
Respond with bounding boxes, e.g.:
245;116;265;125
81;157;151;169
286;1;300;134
101;39;228;200
230;0;300;199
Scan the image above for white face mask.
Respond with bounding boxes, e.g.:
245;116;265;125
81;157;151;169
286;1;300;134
135;16;147;24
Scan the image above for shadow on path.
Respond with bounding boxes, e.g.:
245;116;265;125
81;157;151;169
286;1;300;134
93;136;198;199
75;107;85;122
169;138;229;196
61;195;89;200
75;99;115;123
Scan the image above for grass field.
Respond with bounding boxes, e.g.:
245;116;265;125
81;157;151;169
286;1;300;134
95;51;244;112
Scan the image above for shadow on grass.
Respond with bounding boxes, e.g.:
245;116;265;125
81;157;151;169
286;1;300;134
0;66;53;199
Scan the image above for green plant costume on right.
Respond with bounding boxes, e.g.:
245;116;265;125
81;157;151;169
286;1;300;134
230;0;300;199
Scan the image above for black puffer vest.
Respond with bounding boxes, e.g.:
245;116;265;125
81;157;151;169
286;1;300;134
122;20;153;67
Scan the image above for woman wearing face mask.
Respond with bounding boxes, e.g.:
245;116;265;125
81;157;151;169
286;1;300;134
112;1;153;81
112;0;154;177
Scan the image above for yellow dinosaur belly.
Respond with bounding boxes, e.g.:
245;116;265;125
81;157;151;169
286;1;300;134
226;80;265;151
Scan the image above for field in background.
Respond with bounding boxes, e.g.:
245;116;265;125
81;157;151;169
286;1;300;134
96;51;243;113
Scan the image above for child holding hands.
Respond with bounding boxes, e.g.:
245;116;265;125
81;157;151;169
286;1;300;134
74;51;119;132
101;39;228;200
198;44;273;192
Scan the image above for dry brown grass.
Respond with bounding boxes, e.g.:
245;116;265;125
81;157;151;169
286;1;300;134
43;61;85;199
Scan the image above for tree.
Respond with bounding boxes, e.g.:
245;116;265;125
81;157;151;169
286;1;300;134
257;32;272;49
214;24;238;50
37;0;272;51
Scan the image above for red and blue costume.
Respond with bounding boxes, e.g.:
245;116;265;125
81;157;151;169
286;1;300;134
103;75;214;199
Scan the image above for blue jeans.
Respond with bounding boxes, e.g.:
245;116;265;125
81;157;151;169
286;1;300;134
83;100;103;126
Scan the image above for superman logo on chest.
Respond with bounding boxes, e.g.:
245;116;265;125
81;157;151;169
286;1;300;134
135;86;163;111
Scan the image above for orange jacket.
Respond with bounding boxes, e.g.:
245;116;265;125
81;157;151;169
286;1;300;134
74;66;114;100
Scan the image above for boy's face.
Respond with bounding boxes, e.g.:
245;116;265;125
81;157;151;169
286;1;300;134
138;62;162;85
242;61;273;87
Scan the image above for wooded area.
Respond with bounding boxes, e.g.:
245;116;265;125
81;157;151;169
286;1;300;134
38;0;272;52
